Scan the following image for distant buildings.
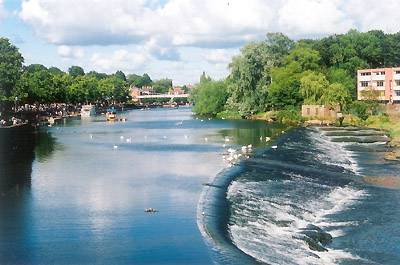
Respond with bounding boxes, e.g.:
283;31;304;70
130;85;190;102
357;67;400;103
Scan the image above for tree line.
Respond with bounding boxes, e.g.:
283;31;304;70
192;30;399;120
0;37;175;112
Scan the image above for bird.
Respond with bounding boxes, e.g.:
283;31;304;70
113;145;118;149
271;145;278;149
204;137;208;142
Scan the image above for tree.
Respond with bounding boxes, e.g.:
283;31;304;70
153;78;172;94
268;63;303;109
87;71;108;80
285;46;321;71
200;71;211;83
48;67;64;75
227;41;272;116
192;80;228;116
326;68;356;99
68;65;85;78
127;73;152;87
115;70;127;81
265;32;294;66
16;67;55;103
0;38;24;107
300;72;329;104
320;83;351;110
25;64;47;73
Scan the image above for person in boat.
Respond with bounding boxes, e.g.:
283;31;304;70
106;107;117;121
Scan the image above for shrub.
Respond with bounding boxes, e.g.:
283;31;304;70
275;106;302;124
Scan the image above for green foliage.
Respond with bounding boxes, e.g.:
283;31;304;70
68;65;85;78
268;64;303;109
326;68;356;99
215;110;242;119
285;46;321;71
153;78;172;94
192;79;228;116
300;72;329;104
127;73;152;87
48;67;64;75
0;38;24;103
87;71;108;80
349;101;379;121
226;40;275;116
275;106;302;125
115;70;127;81
320;83;351;110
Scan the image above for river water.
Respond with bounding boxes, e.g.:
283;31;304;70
1;107;399;265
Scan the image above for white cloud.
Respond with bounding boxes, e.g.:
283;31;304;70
345;0;400;33
90;49;149;73
0;0;7;20
17;0;400;84
278;0;354;36
19;0;276;49
204;49;237;64
57;45;85;59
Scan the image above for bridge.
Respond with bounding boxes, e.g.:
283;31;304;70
135;94;189;99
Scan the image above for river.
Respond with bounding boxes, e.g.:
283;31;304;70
1;107;399;265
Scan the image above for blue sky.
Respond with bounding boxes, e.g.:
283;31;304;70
1;0;399;85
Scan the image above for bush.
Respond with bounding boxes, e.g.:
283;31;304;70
191;80;228;116
275;106;302;124
349;101;370;120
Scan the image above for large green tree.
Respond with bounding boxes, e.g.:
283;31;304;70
68;65;85;78
153;79;172;94
300;72;329;104
0;38;24;108
192;79;228;116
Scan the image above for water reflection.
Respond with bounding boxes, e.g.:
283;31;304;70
0;127;58;197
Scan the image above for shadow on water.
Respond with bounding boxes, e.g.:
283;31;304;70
0;126;58;197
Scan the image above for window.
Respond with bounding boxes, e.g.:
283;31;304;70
360;81;369;87
315;108;319;116
360;72;371;76
306;108;310;115
396;71;400;74
377;81;384;87
396;80;400;86
375;71;385;75
396;90;400;97
379;91;385;97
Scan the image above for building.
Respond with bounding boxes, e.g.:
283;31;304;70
301;105;339;119
170;87;185;95
357;67;400;103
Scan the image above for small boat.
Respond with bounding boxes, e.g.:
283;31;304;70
81;104;96;117
144;208;158;213
106;108;117;121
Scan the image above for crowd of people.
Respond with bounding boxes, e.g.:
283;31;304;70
0;103;81;128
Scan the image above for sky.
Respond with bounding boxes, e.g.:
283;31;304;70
1;0;400;85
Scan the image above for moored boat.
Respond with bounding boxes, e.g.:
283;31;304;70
81;105;96;117
106;108;117;121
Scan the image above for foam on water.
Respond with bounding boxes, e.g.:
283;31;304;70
225;128;373;265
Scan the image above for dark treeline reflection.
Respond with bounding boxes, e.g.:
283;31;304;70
0;126;57;197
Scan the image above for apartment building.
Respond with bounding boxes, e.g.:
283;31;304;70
357;67;400;103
